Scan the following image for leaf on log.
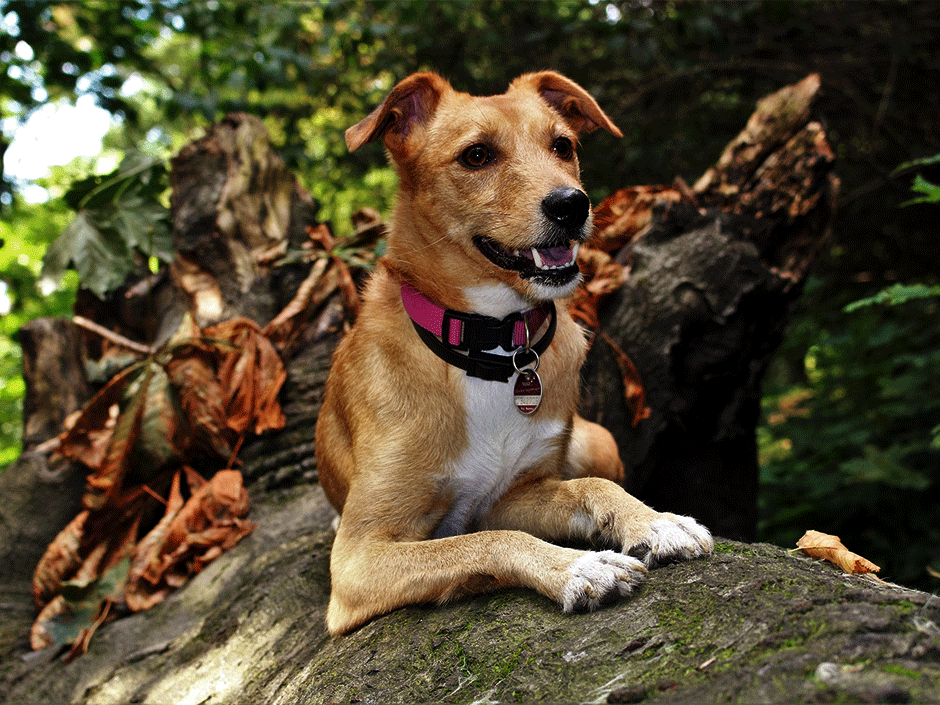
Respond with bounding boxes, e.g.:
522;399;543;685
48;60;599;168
205;318;287;437
600;332;652;427
83;363;155;511
796;530;880;574
592;185;683;253
57;363;141;472
33;511;89;609
125;468;254;612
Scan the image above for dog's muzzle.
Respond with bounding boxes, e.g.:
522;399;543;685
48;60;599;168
473;187;590;288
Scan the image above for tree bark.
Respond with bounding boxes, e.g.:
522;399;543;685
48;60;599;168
581;74;837;540
1;484;938;705
5;76;926;705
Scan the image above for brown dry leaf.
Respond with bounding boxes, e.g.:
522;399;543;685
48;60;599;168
164;344;233;459
58;363;141;472
33;511;89;609
592;185;682;253
600;333;652;427
796;530;881;574
125;471;187;611
205;318;286;437
569;247;627;329
82;363;156;511
123;469;254;613
262;255;334;349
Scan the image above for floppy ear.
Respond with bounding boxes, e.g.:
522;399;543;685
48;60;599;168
510;71;623;138
345;72;450;153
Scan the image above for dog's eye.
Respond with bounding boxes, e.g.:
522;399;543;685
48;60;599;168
552;137;575;161
460;144;493;169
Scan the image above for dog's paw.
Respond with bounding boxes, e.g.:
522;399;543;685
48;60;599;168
626;513;714;568
561;550;647;613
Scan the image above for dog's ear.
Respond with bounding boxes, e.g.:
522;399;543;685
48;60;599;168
511;71;623;138
346;72;449;153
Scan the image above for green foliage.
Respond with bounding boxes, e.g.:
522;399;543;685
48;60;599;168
41;152;170;298
0;199;77;468
759;159;940;588
843;283;940;312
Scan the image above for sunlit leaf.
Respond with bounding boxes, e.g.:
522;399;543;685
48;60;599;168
205;318;286;436
796;530;880;574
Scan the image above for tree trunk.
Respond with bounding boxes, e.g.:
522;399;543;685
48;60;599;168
581;74;837;541
5;76;931;705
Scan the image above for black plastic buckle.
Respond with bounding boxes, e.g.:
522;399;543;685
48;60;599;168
441;309;523;352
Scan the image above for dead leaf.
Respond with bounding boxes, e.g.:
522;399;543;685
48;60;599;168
205;318;286;438
592;185;682;253
262;256;333;349
83;362;156;511
569;247;626;329
123;468;254;613
796;530;880;574
33;512;89;609
125;471;186;611
57;363;141;472
164;344;234;459
600;333;652;427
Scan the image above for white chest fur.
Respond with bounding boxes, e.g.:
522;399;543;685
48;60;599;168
434;375;565;538
433;283;566;538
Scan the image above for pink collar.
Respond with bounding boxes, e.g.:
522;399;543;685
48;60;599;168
400;283;551;353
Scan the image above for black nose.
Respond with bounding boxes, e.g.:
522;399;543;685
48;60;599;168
541;187;591;232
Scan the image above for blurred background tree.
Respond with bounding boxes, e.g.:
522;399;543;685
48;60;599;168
1;0;937;587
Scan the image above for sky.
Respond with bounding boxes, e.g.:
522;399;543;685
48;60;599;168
3;95;114;203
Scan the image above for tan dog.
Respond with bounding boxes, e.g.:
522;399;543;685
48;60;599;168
315;71;713;635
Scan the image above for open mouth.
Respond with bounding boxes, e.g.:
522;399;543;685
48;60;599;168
473;236;580;287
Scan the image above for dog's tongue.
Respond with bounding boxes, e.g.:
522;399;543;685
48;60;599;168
529;244;577;269
537;245;573;266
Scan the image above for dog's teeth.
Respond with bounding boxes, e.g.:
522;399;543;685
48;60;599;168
531;248;544;269
572;243;579;261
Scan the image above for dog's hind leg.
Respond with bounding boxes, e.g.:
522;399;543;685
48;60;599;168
563;414;625;482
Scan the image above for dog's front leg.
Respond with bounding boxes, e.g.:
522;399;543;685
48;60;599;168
327;519;647;635
480;475;714;567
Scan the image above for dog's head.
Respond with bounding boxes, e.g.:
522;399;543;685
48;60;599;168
347;71;622;303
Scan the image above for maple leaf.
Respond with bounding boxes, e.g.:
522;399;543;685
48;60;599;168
796;530;881;574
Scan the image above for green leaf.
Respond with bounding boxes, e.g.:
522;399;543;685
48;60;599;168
893;152;940;174
42;212;136;298
43;558;131;651
899;174;940;207
41;153;171;297
843;283;940;313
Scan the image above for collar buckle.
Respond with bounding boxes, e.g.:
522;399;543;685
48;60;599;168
441;309;523;353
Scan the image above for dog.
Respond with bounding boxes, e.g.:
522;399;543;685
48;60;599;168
315;71;713;635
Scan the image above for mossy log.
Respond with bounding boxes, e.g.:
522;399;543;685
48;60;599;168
2;482;938;705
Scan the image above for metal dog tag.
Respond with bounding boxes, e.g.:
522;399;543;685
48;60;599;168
513;369;543;415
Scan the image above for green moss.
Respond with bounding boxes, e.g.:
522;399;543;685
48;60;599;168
880;663;925;680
